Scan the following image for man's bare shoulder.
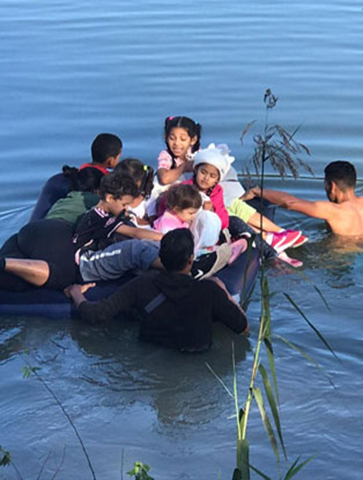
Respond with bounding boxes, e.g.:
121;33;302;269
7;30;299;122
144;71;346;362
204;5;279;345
325;197;363;235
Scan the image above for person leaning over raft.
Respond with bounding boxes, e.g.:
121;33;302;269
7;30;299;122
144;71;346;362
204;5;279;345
242;161;363;236
65;229;249;352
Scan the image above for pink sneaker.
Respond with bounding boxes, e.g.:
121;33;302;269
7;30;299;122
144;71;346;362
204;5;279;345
277;251;303;268
290;234;309;248
268;230;302;254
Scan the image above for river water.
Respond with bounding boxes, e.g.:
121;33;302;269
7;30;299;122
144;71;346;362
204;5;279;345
1;1;363;479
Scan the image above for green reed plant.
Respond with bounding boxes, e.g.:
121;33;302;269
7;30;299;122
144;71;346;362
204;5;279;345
210;90;335;479
20;351;96;480
127;462;154;480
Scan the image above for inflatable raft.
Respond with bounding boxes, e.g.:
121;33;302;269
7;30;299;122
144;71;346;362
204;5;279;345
0;171;272;319
0;247;260;319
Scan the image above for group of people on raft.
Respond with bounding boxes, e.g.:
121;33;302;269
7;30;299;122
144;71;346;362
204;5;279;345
1;116;362;351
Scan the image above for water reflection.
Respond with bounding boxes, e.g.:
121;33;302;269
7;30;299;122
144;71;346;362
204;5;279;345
69;320;250;427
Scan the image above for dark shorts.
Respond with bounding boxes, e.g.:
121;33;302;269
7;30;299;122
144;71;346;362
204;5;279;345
0;219;77;291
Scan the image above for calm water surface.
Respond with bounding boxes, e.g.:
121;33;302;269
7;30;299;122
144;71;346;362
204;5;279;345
1;1;363;479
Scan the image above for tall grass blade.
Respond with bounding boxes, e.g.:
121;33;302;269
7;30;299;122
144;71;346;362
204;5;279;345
264;338;279;404
241;237;255;309
232;342;242;440
205;362;234;398
260;276;280;403
273;334;336;388
283;293;339;362
258;365;286;460
253;387;280;466
261;276;271;339
283;454;317;480
236;439;250;480
248;463;272;480
313;285;331;311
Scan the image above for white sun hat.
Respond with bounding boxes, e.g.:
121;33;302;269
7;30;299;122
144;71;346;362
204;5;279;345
193;143;235;180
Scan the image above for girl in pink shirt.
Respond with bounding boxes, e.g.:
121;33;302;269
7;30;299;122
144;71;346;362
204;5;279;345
154;184;202;234
157;116;202;186
183;145;233;230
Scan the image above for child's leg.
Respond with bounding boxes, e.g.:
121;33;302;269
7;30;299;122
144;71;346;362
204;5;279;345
80;240;161;282
247;212;283;233
228;198;284;233
3;258;50;286
228;216;277;259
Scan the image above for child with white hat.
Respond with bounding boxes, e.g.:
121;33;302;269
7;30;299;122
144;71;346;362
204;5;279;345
184;144;307;263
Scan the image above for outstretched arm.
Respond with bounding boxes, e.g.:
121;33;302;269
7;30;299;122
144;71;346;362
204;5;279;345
242;186;336;221
116;224;163;241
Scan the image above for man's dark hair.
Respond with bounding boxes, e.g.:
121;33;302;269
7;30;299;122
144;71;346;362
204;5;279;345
159;229;194;272
99;171;138;200
91;133;122;165
324;161;357;192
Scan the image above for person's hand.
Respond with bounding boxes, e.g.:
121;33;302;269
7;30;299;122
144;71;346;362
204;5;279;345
207;275;227;290
183;160;194;173
207;276;247;316
64;283;95;298
203;201;214;211
207;276;234;301
240;186;261;201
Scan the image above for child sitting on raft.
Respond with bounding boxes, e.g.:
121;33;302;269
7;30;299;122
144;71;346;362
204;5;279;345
157;116;201;185
30;133;123;221
79;133;122;174
73;170;164;283
189;144;307;256
0;167;105;291
154;183;247;269
146;116;201;218
154;184;202;233
115;158;154;227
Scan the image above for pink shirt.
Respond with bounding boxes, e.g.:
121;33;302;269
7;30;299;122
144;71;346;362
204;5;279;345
157;149;192;171
153;210;189;234
183;179;229;230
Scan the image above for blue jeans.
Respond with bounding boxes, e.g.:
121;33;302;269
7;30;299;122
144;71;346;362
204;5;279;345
79;239;160;282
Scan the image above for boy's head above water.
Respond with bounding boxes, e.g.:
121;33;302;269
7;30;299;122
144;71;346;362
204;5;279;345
99;171;138;216
91;133;123;169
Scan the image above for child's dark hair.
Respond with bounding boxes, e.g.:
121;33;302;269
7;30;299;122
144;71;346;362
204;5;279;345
166;184;202;211
99;171;138;200
159;229;194;272
164;116;201;154
115;158;154;199
62;165;104;192
324;160;357;191
91;133;123;165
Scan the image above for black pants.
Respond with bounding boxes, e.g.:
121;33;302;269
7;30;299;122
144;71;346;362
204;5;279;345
228;216;276;259
0;219;77;291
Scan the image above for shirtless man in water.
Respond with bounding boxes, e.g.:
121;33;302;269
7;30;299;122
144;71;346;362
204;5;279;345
242;161;363;236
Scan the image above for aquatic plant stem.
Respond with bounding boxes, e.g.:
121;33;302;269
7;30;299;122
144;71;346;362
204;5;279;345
240;117;268;447
240;304;266;442
21;356;97;480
